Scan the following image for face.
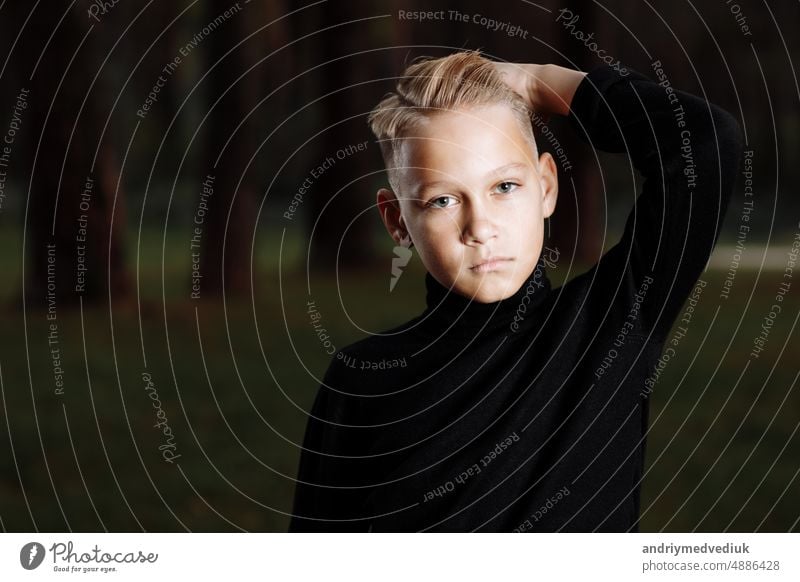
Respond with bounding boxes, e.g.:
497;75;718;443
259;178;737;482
377;103;558;303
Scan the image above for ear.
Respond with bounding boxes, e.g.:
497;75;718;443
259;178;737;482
537;152;559;218
376;188;408;244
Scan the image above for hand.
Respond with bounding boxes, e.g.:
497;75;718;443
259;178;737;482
495;62;587;119
494;62;544;115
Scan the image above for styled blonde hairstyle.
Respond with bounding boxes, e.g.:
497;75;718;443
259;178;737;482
367;50;537;190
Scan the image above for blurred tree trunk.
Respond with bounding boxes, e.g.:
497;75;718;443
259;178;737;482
306;2;377;271
198;0;260;297
124;1;186;183
388;0;414;72
21;4;130;307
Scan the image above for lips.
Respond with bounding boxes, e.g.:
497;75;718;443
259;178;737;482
470;257;513;273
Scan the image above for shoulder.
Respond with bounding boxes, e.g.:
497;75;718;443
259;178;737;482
339;312;422;355
326;314;421;384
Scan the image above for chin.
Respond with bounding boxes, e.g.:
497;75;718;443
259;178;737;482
457;276;522;304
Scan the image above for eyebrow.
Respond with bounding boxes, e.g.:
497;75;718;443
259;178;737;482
416;162;530;196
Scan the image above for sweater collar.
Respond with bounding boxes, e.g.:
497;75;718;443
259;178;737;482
419;255;551;334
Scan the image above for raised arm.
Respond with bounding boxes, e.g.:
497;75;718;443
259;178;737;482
495;62;586;118
571;64;742;339
500;61;744;341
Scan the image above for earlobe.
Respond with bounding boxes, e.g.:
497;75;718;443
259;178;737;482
538;152;559;218
377;187;407;245
397;230;413;248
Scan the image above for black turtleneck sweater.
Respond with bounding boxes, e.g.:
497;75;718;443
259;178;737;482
289;64;743;532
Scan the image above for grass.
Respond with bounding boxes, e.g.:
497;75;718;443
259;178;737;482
0;226;797;531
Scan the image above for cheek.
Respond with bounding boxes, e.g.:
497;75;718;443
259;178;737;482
411;211;453;243
418;226;459;261
502;198;542;236
409;216;464;267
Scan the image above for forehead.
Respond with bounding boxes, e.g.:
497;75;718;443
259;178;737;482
394;104;537;191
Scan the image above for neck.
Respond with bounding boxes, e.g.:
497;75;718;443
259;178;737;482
419;256;551;335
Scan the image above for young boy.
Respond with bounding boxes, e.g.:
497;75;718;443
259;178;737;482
289;51;743;532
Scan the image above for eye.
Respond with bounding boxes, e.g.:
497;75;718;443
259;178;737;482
495;181;519;194
427;195;455;209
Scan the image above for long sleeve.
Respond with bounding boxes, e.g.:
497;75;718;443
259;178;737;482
288;359;373;532
567;64;744;340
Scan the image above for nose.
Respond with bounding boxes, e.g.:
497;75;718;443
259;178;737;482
462;200;498;245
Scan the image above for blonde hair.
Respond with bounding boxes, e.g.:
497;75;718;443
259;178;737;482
367;50;537;189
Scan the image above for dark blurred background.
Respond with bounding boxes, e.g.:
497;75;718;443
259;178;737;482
0;0;797;532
